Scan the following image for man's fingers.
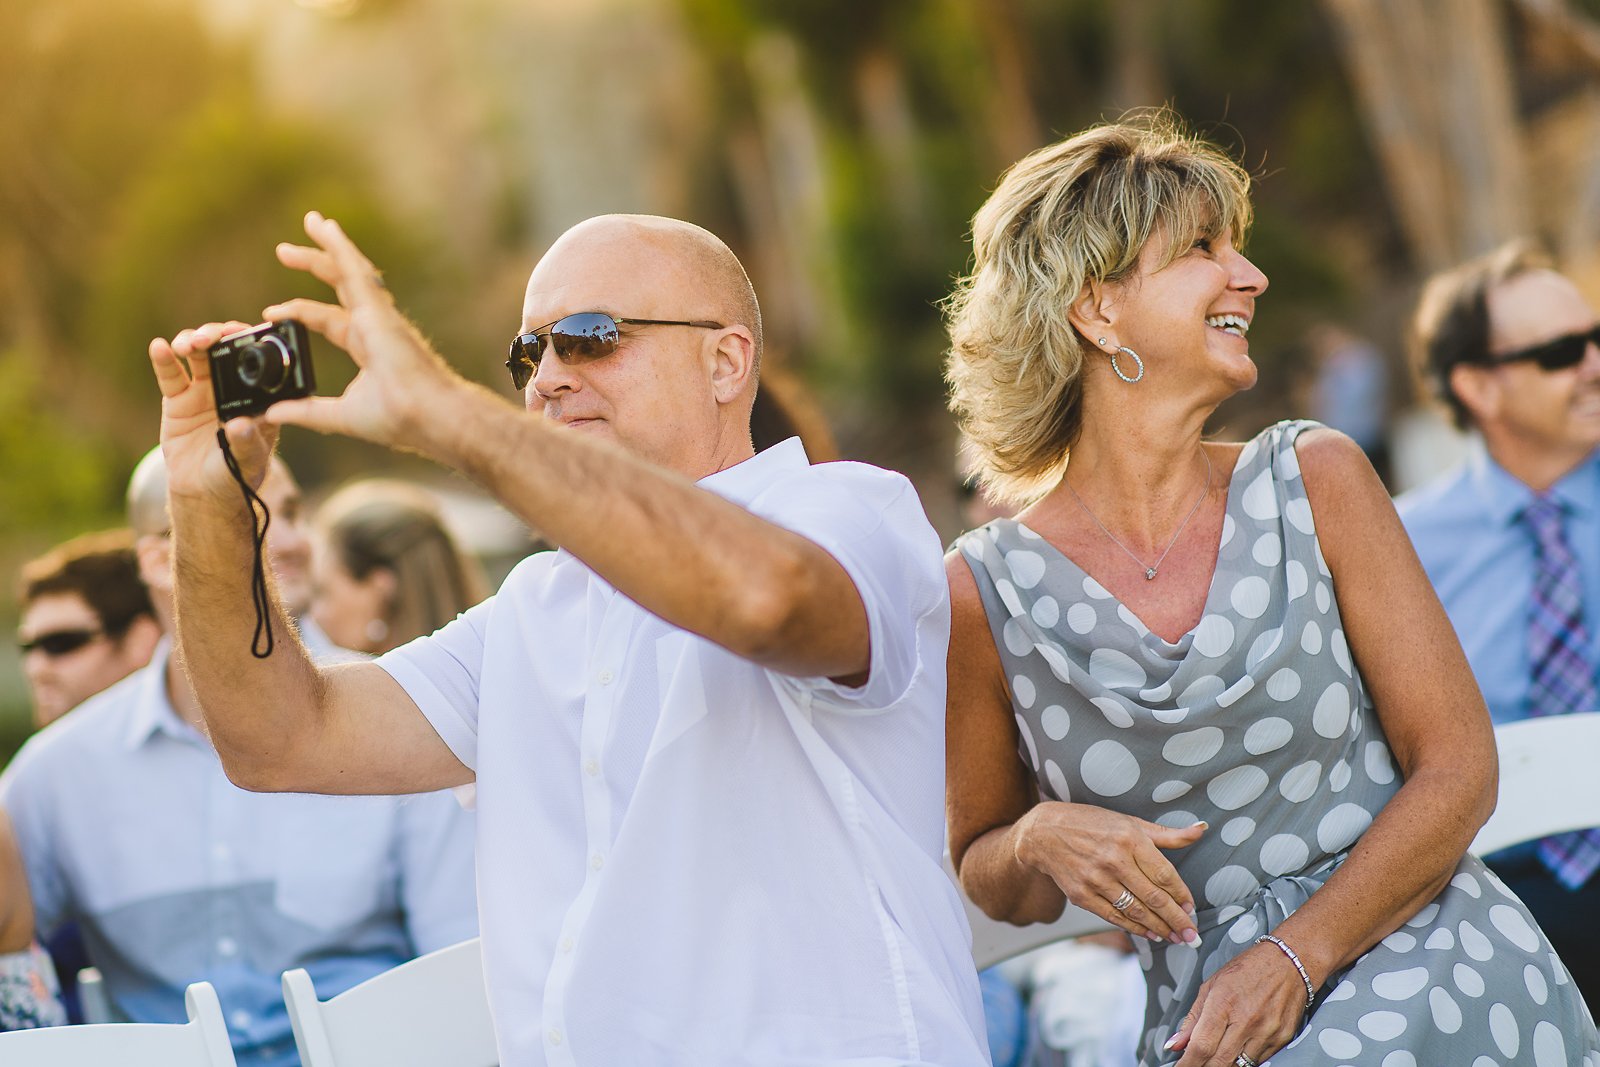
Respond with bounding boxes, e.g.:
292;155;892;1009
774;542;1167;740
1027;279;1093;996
276;241;339;289
303;211;390;306
263;395;346;436
148;338;193;398
263;298;350;351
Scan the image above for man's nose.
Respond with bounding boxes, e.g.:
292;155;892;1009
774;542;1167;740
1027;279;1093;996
532;352;579;396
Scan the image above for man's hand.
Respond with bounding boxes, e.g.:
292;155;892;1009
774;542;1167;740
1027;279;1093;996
261;211;466;454
148;320;277;504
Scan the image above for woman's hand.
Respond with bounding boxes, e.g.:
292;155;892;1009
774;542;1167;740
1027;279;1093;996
1016;800;1205;944
1165;940;1311;1066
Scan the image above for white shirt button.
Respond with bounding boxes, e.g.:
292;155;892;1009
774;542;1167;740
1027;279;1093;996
591;852;605;871
560;937;574;954
597;669;614;686
548;1028;563;1046
584;759;600;777
217;937;238;957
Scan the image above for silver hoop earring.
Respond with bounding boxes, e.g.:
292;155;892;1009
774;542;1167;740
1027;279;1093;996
1110;345;1145;383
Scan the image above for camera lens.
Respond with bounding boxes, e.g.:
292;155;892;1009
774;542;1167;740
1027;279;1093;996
235;337;289;393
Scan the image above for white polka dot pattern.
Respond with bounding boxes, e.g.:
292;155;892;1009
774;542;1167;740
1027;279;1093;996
953;421;1600;1064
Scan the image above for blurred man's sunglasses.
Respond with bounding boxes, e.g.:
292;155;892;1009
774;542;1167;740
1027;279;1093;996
1478;324;1600;372
18;628;104;657
506;312;724;390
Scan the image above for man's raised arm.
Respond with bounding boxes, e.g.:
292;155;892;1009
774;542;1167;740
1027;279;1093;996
257;212;875;684
147;325;471;796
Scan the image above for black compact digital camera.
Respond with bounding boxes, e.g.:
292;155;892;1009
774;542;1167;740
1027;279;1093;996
208;320;317;419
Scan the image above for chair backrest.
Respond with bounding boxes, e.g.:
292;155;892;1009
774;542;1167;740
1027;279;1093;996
0;981;237;1066
283;938;497;1067
77;966;116;1024
1472;712;1600;855
945;854;1115;971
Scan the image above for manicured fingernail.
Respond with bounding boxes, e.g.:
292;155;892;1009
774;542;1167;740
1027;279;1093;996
1183;928;1200;945
1146;932;1163;943
1192;820;1209;829
1163;1034;1181;1051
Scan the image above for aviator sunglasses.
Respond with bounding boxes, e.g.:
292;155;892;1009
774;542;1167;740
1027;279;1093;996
18;628;104;658
1476;324;1600;372
506;312;724;390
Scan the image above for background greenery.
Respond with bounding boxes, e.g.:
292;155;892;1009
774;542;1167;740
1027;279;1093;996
4;0;1598;760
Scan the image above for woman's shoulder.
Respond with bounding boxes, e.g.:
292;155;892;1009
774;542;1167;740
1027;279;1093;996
1235;419;1367;485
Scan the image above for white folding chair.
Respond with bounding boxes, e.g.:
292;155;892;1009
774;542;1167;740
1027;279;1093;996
0;981;237;1066
77;966;116;1024
946;853;1115;970
1472;712;1600;855
283;938;497;1067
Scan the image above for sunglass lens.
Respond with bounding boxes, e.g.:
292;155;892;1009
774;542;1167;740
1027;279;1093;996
21;630;98;657
507;335;539;389
1534;332;1594;371
550;313;620;363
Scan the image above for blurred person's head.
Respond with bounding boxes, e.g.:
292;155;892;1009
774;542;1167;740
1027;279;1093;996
1412;242;1600;485
311;480;487;655
17;529;160;728
944;111;1264;506
127;446;313;620
513;215;763;479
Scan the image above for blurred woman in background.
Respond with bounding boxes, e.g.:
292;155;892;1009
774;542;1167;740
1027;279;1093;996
311;480;487;655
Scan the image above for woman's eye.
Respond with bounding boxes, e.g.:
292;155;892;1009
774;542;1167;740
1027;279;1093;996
1193;237;1213;253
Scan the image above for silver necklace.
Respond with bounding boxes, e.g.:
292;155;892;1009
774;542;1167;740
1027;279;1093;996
1064;448;1214;581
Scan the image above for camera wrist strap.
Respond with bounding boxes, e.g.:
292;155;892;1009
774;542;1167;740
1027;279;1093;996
215;429;275;658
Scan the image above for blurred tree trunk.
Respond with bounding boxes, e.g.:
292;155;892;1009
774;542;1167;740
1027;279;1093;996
1109;0;1165;113
1322;0;1527;271
1513;0;1600;279
743;31;848;362
973;0;1042;168
855;46;928;246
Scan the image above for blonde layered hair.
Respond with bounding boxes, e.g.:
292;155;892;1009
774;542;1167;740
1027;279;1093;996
944;113;1255;505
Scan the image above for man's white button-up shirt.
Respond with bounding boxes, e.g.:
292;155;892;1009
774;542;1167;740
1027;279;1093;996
379;438;988;1066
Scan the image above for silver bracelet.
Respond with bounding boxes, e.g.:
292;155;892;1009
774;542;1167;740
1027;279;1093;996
1256;934;1317;1009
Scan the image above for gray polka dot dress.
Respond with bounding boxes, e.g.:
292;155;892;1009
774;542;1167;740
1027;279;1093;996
955;421;1600;1066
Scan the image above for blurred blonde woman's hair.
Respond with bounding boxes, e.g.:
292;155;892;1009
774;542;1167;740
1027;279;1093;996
944;111;1254;506
317;480;488;650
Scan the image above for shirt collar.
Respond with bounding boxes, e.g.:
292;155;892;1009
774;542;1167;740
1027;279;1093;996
122;638;209;751
1468;438;1600;526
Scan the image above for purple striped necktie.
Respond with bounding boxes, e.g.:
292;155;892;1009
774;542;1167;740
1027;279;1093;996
1523;493;1600;889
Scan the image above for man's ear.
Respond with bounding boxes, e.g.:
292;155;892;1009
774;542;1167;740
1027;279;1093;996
1066;278;1116;352
116;615;164;665
709;326;757;406
1448;364;1499;427
135;534;174;598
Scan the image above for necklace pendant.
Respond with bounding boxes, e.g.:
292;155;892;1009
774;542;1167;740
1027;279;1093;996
1145;567;1157;580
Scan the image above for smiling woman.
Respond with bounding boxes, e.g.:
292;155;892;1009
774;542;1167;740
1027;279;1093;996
942;112;1600;1066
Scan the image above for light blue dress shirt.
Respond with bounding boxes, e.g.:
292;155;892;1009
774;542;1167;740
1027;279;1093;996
1396;442;1600;726
0;643;478;1066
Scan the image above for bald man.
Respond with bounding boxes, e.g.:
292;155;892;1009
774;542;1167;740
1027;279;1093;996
146;214;988;1066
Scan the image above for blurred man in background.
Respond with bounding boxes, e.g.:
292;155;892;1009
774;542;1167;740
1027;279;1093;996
1398;242;1600;1006
17;530;160;730
0;448;477;1066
